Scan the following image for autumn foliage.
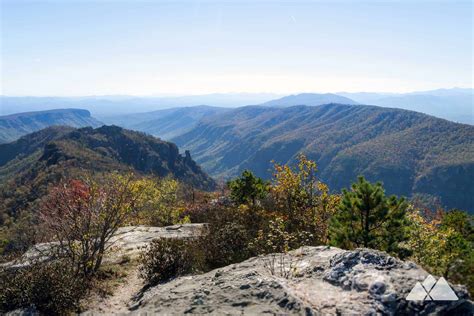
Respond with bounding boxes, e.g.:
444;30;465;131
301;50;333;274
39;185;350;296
40;173;146;276
1;153;472;313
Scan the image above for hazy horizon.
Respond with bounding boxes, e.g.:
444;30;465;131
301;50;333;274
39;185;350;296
1;87;472;98
1;1;472;96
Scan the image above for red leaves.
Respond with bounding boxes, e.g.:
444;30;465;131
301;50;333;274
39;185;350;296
67;179;90;199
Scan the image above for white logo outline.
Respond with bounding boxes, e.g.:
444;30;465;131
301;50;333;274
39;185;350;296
406;275;458;301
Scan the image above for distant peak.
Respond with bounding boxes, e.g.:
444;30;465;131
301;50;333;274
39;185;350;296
260;93;358;107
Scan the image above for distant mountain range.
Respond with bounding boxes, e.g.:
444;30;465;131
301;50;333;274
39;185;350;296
0;125;215;220
100;105;230;140
0;93;280;116
1;90;473;212
99;94;360;138
2;88;472;124
339;88;473;124
0;109;102;143
172;103;474;213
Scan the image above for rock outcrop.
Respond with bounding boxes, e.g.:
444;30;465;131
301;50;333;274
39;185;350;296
105;224;205;262
130;246;473;315
3;224;205;269
4;228;472;315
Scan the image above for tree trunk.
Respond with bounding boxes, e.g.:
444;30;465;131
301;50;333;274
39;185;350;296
364;207;370;247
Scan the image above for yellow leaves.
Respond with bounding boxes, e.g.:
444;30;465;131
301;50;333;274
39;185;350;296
178;215;191;224
406;208;471;278
297;152;317;179
132;177;183;226
251;216;293;253
238;204;249;211
269;154;339;245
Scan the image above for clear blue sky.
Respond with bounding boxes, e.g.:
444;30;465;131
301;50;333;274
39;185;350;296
1;0;472;96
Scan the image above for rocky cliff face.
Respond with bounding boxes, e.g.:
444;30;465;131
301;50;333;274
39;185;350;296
130;246;473;315
45;125;216;190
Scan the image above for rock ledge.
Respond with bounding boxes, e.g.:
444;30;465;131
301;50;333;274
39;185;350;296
131;246;473;315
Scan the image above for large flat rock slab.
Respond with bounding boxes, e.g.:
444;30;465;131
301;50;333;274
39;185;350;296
130;246;473;315
3;224;205;268
106;224;205;261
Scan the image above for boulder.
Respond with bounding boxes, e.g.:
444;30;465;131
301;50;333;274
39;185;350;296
130;246;473;315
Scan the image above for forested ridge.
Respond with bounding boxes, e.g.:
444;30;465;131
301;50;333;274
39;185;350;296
0;125;215;254
0;109;102;144
173;103;474;212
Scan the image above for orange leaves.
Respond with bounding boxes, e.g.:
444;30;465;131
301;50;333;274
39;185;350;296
66;179;90;199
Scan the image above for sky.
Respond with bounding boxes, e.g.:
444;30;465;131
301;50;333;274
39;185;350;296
0;0;472;96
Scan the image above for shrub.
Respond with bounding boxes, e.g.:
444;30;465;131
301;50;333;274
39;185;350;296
184;199;234;224
139;238;201;285
137;177;185;226
406;208;474;296
250;217;312;255
186;202;267;268
0;260;87;315
40;173;145;277
271;154;340;245
199;221;252;269
262;252;301;279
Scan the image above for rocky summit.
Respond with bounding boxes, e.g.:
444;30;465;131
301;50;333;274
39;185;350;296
3;226;473;315
130;246;472;315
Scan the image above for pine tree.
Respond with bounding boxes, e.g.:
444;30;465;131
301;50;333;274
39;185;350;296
329;176;409;255
228;170;269;206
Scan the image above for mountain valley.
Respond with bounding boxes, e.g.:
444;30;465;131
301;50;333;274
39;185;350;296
172;103;474;212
